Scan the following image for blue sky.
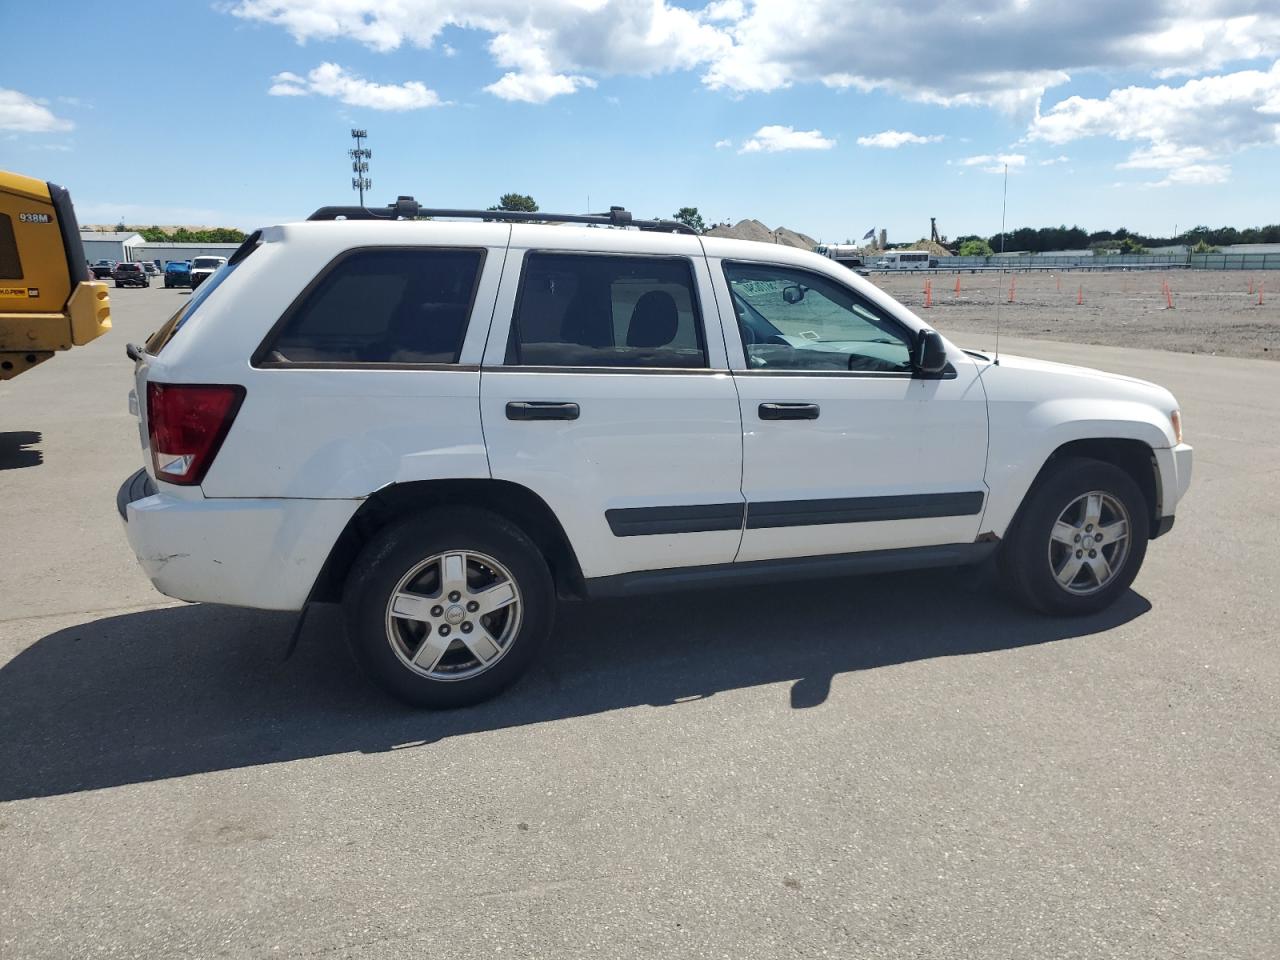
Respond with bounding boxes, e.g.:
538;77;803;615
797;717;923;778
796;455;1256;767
3;1;1278;242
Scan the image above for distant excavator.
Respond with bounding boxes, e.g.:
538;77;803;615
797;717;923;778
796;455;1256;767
0;169;111;382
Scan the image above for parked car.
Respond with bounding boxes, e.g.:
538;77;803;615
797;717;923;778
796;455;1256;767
90;259;116;279
118;203;1193;708
189;255;228;289
141;261;160;277
112;261;149;287
163;261;192;288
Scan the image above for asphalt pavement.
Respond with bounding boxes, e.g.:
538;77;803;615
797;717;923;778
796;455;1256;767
1;287;1276;958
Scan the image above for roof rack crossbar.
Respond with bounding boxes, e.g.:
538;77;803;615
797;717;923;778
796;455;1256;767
306;198;696;235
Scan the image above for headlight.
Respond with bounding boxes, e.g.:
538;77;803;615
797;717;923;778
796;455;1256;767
1170;409;1183;445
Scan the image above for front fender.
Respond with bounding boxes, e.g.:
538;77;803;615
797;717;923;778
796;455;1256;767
981;397;1174;538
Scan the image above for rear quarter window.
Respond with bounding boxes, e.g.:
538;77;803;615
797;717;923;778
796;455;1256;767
256;247;485;366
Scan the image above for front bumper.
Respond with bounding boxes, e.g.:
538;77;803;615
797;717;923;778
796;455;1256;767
117;469;359;611
1151;442;1193;538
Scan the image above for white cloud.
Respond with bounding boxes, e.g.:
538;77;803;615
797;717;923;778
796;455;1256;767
1147;164;1232;186
267;63;442;110
856;129;943;148
0;88;73;133
702;0;746;22
714;138;733;149
959;152;1026;173
485;71;594;103
739;125;835;153
1030;61;1280;184
229;0;1280;153
1039;155;1070;165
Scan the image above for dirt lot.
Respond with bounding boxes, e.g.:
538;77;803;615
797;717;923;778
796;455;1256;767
872;269;1279;361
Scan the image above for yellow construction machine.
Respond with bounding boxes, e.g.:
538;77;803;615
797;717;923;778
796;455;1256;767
0;169;111;381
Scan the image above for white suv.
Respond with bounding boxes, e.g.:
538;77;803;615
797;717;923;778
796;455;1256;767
118;201;1192;707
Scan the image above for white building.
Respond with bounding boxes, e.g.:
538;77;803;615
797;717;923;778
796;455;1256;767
134;241;242;265
80;231;144;264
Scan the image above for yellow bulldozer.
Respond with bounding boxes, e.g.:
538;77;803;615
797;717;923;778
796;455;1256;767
0;169;111;381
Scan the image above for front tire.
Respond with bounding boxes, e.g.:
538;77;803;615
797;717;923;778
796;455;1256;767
343;508;554;708
1000;457;1149;615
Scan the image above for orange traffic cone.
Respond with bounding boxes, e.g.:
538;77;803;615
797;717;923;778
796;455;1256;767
1248;277;1255;295
924;279;933;308
1007;275;1016;303
1077;285;1083;305
954;276;961;296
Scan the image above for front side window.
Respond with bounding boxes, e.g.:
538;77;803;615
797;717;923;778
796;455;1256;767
260;247;484;365
507;253;707;368
723;261;914;373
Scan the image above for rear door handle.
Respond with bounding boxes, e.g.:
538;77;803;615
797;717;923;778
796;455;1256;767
758;402;820;420
506;401;580;421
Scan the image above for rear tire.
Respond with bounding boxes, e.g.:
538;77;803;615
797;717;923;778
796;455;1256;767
1000;457;1149;616
342;508;554;708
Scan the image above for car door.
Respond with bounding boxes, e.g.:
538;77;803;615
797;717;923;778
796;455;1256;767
708;255;989;564
480;228;744;581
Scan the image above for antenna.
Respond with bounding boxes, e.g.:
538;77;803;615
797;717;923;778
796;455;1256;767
349;129;372;208
994;162;1008;364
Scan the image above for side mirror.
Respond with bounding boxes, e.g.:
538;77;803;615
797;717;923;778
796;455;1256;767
782;284;805;304
914;329;948;374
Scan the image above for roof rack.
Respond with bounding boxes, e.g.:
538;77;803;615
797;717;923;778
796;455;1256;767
306;197;697;235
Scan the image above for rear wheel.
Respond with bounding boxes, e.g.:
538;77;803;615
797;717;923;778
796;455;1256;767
1000;457;1149;615
342;508;554;708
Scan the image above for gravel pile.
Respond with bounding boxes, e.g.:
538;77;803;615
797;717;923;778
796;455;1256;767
705;219;817;250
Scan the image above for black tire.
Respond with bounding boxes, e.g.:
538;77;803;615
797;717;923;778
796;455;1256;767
342;507;554;708
999;457;1150;616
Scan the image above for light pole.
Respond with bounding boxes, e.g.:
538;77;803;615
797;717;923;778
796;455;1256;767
349;128;372;206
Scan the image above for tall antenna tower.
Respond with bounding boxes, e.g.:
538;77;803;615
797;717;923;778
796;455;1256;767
349;129;372;206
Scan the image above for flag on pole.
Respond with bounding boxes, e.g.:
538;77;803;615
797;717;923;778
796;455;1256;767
862;228;875;240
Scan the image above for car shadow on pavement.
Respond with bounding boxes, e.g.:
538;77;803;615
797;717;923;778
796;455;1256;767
0;431;43;471
0;565;1151;801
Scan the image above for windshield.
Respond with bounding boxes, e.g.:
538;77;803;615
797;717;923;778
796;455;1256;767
192;258;223;269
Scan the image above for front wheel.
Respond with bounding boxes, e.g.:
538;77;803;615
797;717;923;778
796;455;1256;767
1000;457;1150;615
343;508;554;708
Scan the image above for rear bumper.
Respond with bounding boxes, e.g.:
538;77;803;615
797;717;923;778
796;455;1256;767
117;470;360;611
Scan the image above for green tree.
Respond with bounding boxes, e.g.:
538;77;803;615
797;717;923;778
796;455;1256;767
958;238;993;256
489;193;538;213
672;207;707;234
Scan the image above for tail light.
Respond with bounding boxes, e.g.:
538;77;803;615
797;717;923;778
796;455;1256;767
146;383;245;485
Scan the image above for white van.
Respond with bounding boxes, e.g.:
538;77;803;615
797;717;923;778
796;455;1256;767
873;251;933;270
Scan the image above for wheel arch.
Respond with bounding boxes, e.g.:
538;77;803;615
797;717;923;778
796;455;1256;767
308;478;587;603
998;437;1162;540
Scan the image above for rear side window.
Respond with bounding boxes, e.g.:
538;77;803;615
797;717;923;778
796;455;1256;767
260;248;484;365
507;253;706;368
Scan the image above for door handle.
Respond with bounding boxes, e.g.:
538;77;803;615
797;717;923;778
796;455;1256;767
758;402;820;420
506;401;580;421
